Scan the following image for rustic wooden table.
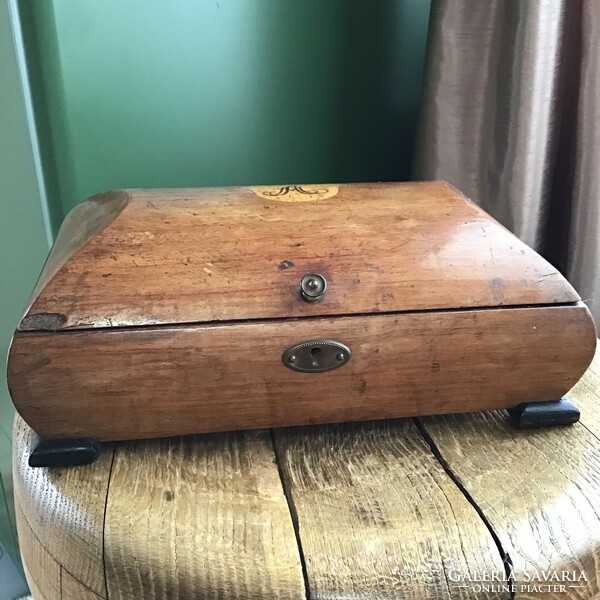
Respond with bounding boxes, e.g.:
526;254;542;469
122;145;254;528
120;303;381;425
14;346;600;600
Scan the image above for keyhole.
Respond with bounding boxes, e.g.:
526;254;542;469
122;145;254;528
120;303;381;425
310;346;323;367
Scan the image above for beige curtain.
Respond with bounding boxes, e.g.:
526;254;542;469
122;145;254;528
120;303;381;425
413;0;600;323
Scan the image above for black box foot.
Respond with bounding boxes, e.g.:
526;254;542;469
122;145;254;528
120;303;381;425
508;395;580;429
29;435;101;467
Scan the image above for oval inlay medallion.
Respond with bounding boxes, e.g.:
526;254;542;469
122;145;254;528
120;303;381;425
250;184;339;202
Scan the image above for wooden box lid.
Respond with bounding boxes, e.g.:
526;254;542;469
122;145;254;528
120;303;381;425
18;181;580;332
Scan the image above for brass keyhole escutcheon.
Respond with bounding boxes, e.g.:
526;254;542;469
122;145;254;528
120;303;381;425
283;340;351;373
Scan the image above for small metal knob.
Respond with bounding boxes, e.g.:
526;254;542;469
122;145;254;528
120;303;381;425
300;273;327;302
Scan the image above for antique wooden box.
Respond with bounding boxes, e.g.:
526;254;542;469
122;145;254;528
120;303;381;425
7;182;597;465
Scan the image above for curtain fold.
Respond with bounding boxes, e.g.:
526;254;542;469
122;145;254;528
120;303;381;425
413;0;599;322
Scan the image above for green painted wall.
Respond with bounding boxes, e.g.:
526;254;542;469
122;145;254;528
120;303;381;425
1;0;50;568
20;0;431;226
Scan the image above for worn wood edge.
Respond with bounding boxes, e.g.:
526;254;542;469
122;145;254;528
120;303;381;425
17;504;61;600
440;179;584;307
273;420;509;599
12;414;113;597
19;190;130;331
416;355;600;599
18;506;106;600
23;562;51;600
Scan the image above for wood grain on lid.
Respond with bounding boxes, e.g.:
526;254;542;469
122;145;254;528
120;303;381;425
20;182;580;331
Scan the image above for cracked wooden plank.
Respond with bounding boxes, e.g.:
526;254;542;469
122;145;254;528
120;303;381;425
274;419;508;599
103;431;305;600
418;350;600;599
61;569;106;600
15;420;305;599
